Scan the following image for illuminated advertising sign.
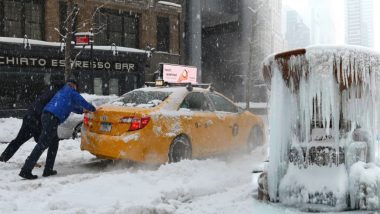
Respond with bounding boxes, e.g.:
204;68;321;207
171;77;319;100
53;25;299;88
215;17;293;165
162;64;197;84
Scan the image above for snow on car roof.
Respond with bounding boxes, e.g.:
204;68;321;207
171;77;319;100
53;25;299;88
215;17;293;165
132;86;210;111
81;93;118;101
136;86;209;93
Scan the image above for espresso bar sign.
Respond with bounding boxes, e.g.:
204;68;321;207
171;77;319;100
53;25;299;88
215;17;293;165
0;56;136;72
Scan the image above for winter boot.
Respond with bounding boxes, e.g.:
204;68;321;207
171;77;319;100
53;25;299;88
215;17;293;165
42;169;57;177
19;170;38;180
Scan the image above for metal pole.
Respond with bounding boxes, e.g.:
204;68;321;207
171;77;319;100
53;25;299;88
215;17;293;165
90;28;94;94
186;0;202;83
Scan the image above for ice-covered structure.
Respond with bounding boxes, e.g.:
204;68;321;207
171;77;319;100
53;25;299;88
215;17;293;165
260;46;380;211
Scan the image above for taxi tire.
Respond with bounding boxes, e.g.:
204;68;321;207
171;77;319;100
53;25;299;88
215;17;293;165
72;122;83;139
247;126;263;152
169;135;192;163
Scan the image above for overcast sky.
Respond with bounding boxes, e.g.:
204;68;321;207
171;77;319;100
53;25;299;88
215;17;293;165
283;0;380;50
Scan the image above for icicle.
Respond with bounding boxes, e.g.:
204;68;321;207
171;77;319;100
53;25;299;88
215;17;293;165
267;63;294;201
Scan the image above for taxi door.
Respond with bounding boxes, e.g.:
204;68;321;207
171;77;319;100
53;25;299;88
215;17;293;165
179;92;221;157
206;92;241;152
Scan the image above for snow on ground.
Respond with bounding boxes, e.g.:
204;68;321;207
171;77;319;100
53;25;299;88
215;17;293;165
0;117;369;214
0;117;23;143
0;117;288;214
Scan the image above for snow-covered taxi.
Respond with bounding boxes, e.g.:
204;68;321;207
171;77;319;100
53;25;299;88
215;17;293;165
80;85;265;164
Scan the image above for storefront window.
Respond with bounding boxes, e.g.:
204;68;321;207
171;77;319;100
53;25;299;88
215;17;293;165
95;9;139;48
0;0;44;40
94;78;103;95
109;78;119;95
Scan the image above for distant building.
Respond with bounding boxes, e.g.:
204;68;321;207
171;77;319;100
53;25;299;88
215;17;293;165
250;0;285;101
184;0;284;102
345;0;374;47
309;0;336;45
286;10;310;49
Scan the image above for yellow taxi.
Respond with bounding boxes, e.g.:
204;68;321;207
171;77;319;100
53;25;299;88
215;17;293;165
80;85;265;164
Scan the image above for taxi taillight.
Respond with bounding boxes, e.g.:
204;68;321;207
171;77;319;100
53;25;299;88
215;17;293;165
120;116;150;131
83;113;89;126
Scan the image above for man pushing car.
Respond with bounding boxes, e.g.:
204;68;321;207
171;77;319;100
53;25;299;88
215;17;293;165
19;80;96;179
0;82;63;163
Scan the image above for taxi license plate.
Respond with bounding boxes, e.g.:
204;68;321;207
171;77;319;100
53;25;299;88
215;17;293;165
100;122;112;132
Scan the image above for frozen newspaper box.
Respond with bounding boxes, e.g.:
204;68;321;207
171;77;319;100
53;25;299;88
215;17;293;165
260;45;380;211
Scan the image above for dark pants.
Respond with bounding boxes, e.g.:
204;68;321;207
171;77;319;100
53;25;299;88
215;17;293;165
0;114;41;162
21;112;60;172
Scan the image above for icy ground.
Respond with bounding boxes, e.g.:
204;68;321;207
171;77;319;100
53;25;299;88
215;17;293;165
0;118;369;214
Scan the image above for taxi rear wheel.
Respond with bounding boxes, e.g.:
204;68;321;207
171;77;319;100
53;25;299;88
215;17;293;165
169;135;192;163
247;126;263;152
72;122;83;139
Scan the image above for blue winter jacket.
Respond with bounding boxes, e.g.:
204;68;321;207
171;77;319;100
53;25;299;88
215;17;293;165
43;85;96;124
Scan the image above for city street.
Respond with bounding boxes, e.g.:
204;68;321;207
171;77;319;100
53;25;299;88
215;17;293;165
0;118;282;214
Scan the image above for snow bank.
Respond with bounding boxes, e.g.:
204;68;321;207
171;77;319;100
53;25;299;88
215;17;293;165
349;161;380;210
279;165;348;211
0;117;22;142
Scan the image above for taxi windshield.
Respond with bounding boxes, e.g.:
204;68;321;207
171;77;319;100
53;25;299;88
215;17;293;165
112;90;172;108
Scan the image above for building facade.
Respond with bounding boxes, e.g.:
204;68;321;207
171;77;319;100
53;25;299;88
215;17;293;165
345;0;374;47
0;0;183;80
185;0;284;102
285;10;310;49
309;0;336;45
0;0;183;116
249;0;285;102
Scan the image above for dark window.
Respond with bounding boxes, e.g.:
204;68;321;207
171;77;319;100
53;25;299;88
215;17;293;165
94;9;139;48
0;0;44;40
180;92;213;111
157;16;170;52
208;93;238;113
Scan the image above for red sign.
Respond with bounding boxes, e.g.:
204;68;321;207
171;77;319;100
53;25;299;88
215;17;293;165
75;35;89;46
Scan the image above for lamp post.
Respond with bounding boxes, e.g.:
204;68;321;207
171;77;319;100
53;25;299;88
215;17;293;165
89;28;94;73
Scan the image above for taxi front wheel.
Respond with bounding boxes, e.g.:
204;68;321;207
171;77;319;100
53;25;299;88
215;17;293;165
168;135;192;163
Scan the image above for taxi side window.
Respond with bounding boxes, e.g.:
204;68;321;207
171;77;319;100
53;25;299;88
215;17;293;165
208;93;238;113
180;92;213;111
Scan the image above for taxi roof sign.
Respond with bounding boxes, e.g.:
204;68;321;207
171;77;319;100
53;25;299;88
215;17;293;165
160;63;197;84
